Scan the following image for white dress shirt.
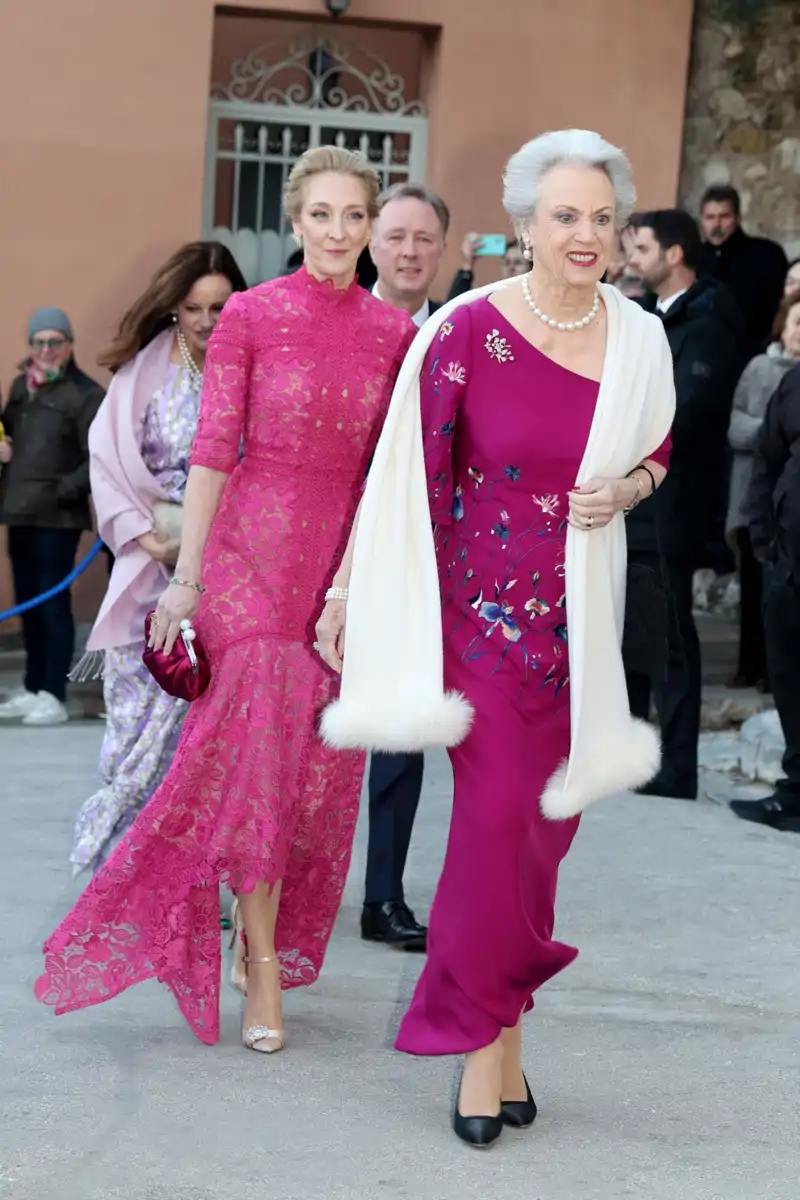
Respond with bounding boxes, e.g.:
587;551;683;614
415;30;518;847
656;288;687;315
372;283;430;329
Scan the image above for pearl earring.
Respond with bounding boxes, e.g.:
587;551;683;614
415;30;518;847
172;313;178;323
523;245;533;261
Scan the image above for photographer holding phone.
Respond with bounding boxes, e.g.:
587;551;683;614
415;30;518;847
448;233;529;299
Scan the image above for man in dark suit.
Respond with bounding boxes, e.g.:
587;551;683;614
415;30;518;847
625;211;745;799
361;183;450;951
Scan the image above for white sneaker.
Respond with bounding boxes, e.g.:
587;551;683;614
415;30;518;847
0;689;40;720
22;691;69;727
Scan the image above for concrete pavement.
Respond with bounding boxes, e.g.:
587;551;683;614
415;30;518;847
2;717;799;1200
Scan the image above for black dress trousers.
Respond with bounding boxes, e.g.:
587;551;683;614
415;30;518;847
364;751;425;905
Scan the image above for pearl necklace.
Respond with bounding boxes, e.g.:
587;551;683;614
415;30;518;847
176;329;204;391
521;274;600;332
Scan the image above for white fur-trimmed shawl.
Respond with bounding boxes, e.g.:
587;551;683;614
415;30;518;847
321;280;676;819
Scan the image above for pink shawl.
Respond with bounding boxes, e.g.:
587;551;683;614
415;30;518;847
84;330;175;655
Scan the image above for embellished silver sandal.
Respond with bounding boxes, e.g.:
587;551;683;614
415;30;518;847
241;955;285;1055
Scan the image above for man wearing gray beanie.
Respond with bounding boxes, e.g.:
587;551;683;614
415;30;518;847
27;306;75;344
0;307;104;726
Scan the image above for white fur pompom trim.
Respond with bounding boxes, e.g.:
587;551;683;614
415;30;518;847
540;717;661;820
320;690;473;752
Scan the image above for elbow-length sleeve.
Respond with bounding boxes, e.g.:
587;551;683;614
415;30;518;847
645;432;671;471
420;307;472;526
191;292;252;474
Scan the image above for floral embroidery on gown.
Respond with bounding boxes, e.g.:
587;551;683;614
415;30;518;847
36;268;416;1044
426;308;576;698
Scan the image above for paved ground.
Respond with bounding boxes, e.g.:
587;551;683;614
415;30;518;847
2;706;799;1200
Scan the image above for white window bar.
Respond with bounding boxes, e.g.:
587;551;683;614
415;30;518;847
232;123;244;234
254;124;268;238
381;134;394;187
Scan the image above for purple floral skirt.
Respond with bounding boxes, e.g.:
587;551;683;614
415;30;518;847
71;645;187;876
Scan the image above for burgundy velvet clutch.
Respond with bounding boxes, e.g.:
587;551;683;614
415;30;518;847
142;611;211;702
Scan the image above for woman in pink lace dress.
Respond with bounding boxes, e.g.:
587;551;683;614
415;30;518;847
35;147;415;1053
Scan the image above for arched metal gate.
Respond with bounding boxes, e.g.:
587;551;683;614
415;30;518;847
204;38;429;284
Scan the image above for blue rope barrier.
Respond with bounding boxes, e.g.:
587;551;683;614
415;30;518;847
0;538;104;625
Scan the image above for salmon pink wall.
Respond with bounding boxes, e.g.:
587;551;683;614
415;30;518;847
0;0;693;625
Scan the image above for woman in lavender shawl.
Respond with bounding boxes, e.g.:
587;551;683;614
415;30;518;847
70;244;247;875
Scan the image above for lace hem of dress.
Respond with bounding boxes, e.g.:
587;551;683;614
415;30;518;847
36;636;364;1044
35;854;318;1045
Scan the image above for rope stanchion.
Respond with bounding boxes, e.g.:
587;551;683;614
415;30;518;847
0;538;104;625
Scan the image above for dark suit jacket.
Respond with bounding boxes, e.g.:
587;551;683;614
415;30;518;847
703;227;787;359
626;278;745;564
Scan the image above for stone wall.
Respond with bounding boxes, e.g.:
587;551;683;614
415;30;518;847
679;0;800;257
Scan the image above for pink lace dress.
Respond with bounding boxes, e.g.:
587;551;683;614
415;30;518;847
35;268;415;1044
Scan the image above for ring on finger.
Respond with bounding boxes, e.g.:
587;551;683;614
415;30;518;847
587;515;595;529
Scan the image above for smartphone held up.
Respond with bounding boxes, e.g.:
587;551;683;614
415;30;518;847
471;233;508;257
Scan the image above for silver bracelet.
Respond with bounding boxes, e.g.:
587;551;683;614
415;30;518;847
325;586;349;602
170;576;207;595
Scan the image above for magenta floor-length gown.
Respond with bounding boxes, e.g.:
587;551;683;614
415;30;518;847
36;268;414;1044
396;299;667;1055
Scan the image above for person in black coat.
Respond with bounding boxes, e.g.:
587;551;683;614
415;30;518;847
446;234;528;300
0;306;104;726
731;363;800;831
699;185;787;361
624;211;746;799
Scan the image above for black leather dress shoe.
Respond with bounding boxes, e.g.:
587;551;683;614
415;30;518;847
360;901;427;951
636;777;697;800
730;795;800;832
453;1104;503;1148
501;1073;538;1129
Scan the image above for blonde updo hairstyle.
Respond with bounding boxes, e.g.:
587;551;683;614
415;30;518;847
503;129;637;242
282;146;381;222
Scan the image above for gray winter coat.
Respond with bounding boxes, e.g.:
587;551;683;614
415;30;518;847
726;343;796;536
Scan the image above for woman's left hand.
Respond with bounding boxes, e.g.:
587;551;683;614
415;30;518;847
568;476;637;531
314;599;347;674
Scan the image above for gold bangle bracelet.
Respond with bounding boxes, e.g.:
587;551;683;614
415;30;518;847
623;469;645;514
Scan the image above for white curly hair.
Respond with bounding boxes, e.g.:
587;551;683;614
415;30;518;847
503;129;637;237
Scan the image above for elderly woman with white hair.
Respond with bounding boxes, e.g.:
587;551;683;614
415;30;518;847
316;129;675;1146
